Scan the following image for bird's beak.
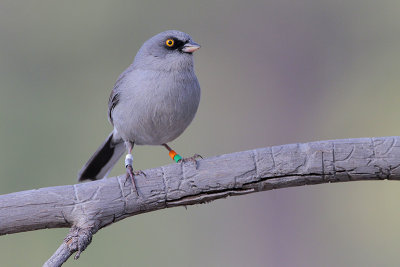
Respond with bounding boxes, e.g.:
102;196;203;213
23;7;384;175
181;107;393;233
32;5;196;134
181;41;201;53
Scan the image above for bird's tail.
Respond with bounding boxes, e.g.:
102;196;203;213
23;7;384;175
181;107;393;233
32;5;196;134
78;132;126;181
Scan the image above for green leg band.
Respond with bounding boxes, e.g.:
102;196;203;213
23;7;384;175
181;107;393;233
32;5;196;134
173;154;182;163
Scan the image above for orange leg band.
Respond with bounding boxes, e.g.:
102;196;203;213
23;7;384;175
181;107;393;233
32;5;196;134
169;150;177;160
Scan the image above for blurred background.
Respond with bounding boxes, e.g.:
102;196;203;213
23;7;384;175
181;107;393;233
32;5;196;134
1;0;400;266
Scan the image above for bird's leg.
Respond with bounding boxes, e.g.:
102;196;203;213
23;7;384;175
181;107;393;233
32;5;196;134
162;143;203;164
162;143;182;163
124;142;141;195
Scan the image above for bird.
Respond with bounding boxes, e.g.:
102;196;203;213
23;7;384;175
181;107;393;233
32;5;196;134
77;30;201;190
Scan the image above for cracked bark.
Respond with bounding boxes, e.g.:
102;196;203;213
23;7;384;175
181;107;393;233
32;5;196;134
1;136;400;267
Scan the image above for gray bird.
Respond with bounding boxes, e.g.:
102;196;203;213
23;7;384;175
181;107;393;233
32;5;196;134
78;30;201;187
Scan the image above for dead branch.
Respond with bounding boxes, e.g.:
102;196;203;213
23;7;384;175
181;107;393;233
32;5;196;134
1;136;400;267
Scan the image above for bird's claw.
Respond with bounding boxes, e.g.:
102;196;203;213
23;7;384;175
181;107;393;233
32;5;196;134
124;165;144;196
178;154;203;169
134;169;146;176
178;153;203;163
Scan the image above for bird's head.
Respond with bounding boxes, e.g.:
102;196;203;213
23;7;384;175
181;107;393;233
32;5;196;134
133;30;201;71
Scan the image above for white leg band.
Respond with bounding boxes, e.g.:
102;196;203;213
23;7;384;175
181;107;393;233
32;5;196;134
125;154;133;167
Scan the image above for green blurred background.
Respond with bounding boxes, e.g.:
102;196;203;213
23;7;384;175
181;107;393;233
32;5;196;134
1;0;400;266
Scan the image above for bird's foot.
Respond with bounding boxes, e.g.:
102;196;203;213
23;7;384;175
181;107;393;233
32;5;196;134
163;144;202;168
125;165;139;195
133;169;146;176
178;153;203;163
178;154;203;169
123;153;145;196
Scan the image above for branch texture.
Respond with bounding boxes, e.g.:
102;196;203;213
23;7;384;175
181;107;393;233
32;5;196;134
1;136;400;266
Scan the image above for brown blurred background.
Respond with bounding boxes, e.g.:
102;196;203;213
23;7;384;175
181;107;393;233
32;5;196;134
1;0;400;266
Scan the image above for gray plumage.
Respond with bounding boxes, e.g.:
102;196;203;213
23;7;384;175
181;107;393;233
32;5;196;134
78;30;201;181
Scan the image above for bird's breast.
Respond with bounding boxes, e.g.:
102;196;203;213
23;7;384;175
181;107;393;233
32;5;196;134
113;69;200;145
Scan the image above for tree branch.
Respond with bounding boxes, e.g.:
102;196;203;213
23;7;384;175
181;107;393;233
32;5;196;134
1;136;400;266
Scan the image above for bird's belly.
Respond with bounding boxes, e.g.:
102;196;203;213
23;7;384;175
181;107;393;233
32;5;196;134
130;109;193;145
114;81;200;145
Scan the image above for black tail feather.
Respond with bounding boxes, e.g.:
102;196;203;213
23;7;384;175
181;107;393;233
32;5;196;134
78;132;125;181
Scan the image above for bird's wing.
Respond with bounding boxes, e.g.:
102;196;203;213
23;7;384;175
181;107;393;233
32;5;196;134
108;89;120;125
108;64;135;124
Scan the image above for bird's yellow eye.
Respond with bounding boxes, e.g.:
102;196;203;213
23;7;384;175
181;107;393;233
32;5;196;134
166;39;174;47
